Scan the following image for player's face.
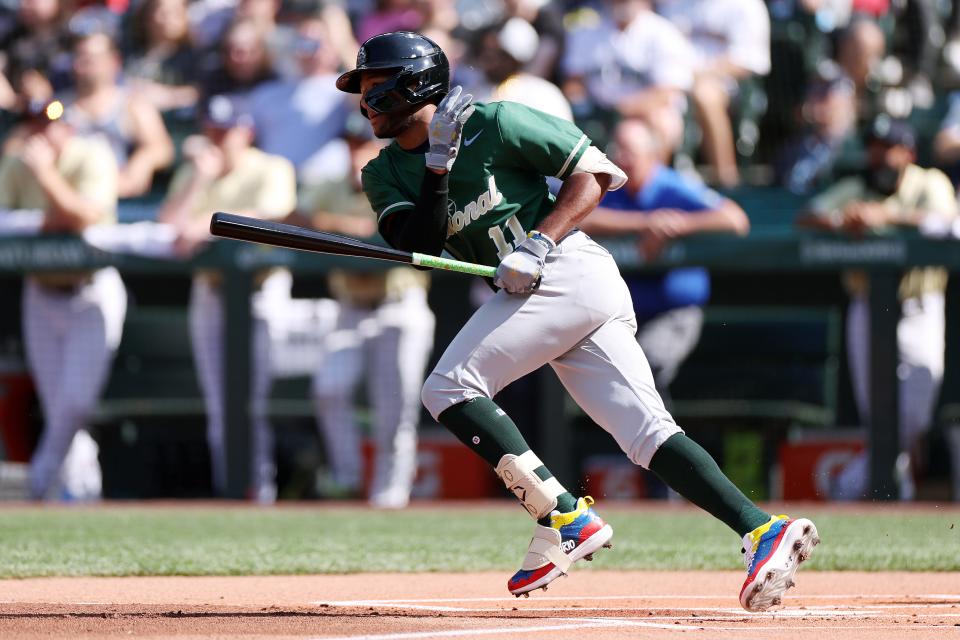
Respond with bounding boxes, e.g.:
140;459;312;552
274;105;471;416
360;71;417;139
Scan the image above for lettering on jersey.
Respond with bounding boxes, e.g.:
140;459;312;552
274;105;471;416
446;175;504;237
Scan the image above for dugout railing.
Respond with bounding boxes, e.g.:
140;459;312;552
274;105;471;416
0;224;954;499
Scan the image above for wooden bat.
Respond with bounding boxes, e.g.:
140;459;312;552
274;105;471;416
209;212;496;278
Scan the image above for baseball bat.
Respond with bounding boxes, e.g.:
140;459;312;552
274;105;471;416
209;212;497;278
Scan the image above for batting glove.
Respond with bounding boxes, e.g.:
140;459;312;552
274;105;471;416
494;231;556;294
425;86;475;172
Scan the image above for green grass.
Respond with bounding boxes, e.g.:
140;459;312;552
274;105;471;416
0;506;957;577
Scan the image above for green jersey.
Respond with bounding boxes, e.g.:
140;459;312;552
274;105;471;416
361;101;592;267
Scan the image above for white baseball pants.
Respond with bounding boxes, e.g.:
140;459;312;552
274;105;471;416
313;287;435;507
834;292;945;500
189;270;292;503
24;267;127;500
421;231;682;469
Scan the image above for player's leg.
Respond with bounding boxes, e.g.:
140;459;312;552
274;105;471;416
635;306;704;409
189;277;227;495
23;280;70;499
894;292;944;499
422;234;622;594
833;293;870;499
313;305;366;496
249;313;276;503
247;270;291;504
550;271;816;611
366;287;435;508
27;269;127;500
835;291;943;500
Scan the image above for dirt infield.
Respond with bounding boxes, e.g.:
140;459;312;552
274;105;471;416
1;571;958;639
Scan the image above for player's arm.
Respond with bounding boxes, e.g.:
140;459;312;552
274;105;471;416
493;103;628;291
369;168;449;256
23;136;117;232
534;172;612;240
373;88;474;256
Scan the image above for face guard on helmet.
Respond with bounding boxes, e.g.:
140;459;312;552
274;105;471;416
337;31;450;118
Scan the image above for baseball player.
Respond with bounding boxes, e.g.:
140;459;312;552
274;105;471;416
0;99;127;500
158;94;296;503
297;125;436;509
337;32;819;611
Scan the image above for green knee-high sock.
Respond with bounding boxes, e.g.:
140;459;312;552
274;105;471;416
649;433;770;537
438;397;577;523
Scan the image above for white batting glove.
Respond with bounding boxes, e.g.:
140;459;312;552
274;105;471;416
425;86;475;172
494;231;556;294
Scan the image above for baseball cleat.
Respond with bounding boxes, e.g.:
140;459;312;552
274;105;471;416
739;515;820;612
508;496;613;597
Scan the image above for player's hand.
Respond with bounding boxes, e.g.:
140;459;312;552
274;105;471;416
494;231;555;294
425;85;474;172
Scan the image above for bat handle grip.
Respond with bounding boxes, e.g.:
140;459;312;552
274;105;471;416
411;253;497;278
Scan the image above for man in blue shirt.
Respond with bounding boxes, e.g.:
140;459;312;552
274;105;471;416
581;118;749;406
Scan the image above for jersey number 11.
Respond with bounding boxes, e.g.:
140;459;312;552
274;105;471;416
488;215;527;260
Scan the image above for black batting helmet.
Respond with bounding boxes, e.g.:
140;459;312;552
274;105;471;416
336;31;449;116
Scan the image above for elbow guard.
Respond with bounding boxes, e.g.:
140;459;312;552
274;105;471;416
571;146;627;191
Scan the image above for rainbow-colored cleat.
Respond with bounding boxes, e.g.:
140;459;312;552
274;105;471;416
740;515;820;612
508;496;613;597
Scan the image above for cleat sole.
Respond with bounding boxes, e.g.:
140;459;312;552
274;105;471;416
740;519;819;613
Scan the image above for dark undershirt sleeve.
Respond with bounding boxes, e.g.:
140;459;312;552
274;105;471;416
379;170;449;258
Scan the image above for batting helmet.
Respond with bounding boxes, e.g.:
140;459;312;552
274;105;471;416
336;31;449;116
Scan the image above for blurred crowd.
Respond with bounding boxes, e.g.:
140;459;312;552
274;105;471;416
6;0;960;195
4;0;960;504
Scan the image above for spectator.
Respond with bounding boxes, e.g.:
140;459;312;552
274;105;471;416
198;18;277;101
291;124;435;509
309;3;360;72
188;0;278;52
158;94;296;502
187;0;238;52
835;18;886;121
248;15;351;187
60;31;174;198
562;0;694;154
0;0;72;111
657;0;771;187
467;18;572;122
415;0;457;35
889;0;939;109
933;92;960;186
775;64;859;194
356;0;422;43
0;99;126;500
500;0;565;82
579;118;748;406
797;118;956;500
124;0;200;112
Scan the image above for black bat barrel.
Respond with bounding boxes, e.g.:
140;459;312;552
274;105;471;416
210;212;414;263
